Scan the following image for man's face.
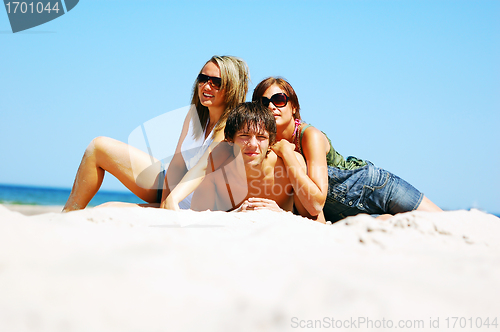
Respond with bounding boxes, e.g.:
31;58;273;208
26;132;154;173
232;125;270;167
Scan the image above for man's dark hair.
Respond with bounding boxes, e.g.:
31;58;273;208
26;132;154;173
224;101;277;145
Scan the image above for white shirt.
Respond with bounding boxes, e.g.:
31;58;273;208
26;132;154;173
178;118;214;209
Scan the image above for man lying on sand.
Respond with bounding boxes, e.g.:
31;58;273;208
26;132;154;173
191;102;325;223
94;102;324;223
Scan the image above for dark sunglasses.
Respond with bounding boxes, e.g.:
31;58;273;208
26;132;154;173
197;73;222;89
261;93;289;108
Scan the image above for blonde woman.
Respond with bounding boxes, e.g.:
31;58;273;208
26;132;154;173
63;56;249;212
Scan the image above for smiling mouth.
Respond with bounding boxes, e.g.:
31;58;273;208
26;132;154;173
203;93;214;98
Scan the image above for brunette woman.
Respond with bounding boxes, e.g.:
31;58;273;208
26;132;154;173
251;77;441;222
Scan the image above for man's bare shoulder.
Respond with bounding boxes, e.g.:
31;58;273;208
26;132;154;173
205;168;226;186
265;149;278;163
267;150;306;171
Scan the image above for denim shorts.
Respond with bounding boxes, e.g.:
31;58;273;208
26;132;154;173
323;161;423;222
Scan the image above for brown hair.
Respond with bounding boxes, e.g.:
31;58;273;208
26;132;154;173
251;77;301;120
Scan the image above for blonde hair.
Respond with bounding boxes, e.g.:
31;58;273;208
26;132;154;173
190;56;249;139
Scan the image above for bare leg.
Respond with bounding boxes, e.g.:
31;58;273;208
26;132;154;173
416;195;442;212
375;214;393;220
63;137;162;212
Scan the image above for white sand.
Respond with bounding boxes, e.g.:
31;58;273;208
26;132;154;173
3;204;63;216
0;204;499;331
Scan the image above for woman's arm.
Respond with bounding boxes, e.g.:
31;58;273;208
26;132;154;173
271;126;329;216
161;129;226;210
290;149;327;223
159;111;191;207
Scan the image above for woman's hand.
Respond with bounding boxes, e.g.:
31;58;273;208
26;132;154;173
270;139;296;158
160;196;180;211
237;197;283;212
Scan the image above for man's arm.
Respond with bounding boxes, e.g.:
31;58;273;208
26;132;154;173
237;197;283;212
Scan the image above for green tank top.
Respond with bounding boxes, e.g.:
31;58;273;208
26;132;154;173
298;124;366;170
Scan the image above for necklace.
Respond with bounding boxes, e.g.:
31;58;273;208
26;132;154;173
206;121;216;134
291;119;302;151
204;121;216;140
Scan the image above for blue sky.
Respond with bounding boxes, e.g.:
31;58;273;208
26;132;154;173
1;0;499;213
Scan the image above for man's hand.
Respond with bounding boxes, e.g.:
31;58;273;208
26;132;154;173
238;197;283;212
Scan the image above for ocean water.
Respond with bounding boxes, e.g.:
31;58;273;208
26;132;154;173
0;184;144;207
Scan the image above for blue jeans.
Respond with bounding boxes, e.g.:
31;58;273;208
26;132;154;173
323;161;423;222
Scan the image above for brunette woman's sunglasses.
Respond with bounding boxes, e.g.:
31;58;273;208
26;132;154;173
261;93;289;108
197;74;222;89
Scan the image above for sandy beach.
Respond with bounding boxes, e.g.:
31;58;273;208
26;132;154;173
3;204;64;216
1;204;499;331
